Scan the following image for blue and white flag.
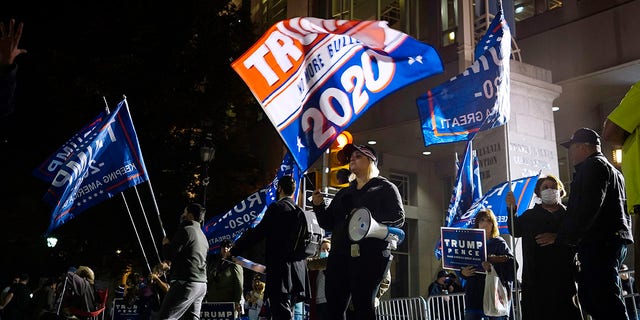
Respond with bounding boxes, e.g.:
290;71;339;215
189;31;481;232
202;152;302;254
41;100;149;235
435;141;482;259
232;18;444;172
417;8;511;147
447;173;540;234
33;112;107;182
445;141;482;227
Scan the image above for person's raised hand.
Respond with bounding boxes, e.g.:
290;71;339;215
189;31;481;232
0;19;27;66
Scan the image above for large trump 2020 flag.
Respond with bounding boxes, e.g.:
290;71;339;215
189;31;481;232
232;17;443;171
417;8;511;147
39;100;149;235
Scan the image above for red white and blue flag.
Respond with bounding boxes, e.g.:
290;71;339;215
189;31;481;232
232;17;443;171
38;100;149;235
417;8;511;146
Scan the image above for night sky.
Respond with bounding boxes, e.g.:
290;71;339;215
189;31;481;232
0;1;270;285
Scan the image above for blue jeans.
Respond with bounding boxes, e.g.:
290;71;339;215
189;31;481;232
577;241;628;320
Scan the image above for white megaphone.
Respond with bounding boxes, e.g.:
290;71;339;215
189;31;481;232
347;207;405;250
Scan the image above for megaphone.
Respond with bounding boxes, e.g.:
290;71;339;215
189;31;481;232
347;207;405;249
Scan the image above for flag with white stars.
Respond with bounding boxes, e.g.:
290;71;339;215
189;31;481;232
417;7;511;147
40;99;149;235
232;17;444;172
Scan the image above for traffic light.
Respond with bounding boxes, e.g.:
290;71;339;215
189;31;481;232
328;131;352;188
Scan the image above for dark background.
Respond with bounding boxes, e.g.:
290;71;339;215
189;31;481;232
0;0;281;287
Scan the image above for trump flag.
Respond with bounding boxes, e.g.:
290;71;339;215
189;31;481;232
417;8;511;147
448;173;540;234
232;17;443;171
202;152;302;254
435;141;482;259
41;100;149;235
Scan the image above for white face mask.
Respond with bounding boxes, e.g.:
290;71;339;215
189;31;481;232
540;189;561;205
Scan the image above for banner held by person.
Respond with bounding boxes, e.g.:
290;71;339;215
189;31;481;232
202;151;302;255
417;8;511;147
435;140;482;259
40;100;149;235
232;17;444;171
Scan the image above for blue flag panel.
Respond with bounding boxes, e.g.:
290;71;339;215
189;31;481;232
202;152;301;255
417;9;511;147
41;100;149;235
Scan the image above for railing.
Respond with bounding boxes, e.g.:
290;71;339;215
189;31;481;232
376;296;429;319
425;293;465;320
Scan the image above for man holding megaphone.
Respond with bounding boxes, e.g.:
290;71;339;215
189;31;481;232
312;144;405;320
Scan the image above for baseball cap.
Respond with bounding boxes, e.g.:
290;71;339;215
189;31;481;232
560;128;601;148
437;270;449;278
337;144;377;165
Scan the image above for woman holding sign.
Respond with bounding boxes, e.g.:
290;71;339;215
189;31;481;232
460;209;516;320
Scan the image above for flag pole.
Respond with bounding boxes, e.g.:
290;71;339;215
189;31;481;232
121;96;167;238
133;186;162;264
504;122;521;320
120;193;153;275
102;96;156;271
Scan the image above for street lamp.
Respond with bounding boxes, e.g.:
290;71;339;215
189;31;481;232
46;236;58;248
200;133;216;208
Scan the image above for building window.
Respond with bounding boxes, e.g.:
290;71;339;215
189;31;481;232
514;0;563;22
441;0;458;46
330;0;404;31
261;0;287;29
389;171;416;206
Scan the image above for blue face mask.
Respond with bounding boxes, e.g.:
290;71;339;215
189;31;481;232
319;251;329;259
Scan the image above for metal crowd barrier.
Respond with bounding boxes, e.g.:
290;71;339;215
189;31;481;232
424;293;465;320
376;296;429;319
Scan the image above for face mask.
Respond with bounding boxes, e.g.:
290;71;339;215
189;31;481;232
319;251;329;259
540;189;560;205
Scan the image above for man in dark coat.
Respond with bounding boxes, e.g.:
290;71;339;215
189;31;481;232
557;128;633;320
231;175;311;320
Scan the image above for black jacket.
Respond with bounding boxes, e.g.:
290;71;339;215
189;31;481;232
313;176;405;256
557;152;633;246
231;197;311;302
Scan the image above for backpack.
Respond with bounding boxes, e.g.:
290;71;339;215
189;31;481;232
282;200;324;260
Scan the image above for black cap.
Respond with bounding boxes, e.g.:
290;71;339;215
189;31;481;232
437;270;449;278
337;144;377;165
560;128;600;148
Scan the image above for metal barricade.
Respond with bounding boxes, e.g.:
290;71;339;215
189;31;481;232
425;293;465;320
376;296;429;319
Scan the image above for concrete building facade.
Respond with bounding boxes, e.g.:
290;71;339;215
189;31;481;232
243;0;640;298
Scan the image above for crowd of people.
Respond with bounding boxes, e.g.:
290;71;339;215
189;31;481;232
2;13;640;320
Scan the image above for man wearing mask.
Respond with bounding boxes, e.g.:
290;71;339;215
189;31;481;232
156;203;209;320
